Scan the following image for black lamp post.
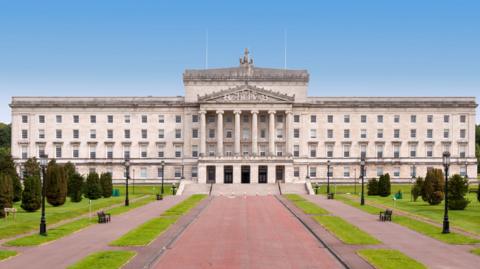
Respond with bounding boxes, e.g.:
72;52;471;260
442;151;450;234
411;164;416;202
39;154;48;236
360;153;366;206
464;161;468;179
327;160;331;194
124;157;130;206
161;160;165;195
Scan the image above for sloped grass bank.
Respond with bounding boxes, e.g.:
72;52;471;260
67;250;135;269
0;250;18;261
357;249;426;269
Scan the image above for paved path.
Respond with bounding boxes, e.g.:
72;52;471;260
305;195;480;269
154;196;343;269
0;195;186;269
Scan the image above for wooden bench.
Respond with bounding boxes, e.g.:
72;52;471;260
379;209;392;222
97;211;111;223
4;208;17;220
327;193;334;199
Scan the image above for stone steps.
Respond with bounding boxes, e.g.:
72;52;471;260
280;183;308;194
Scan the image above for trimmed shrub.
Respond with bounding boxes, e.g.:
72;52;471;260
0;151;22;202
84;172;103;200
21;175;42;212
63;162;76;197
422;168;445;205
12;175;22;202
367;178;379;196
411;177;424;202
378;173;391;197
0;173;14;218
100;173;113;198
447;174;470;210
69;173;84;203
45;160;67;206
24;157;40;178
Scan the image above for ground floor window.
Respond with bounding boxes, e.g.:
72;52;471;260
140;167;147;178
175;167;182;178
293;167;299;177
191;166;198;178
309;167;317;178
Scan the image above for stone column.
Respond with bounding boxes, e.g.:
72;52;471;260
251;110;258;156
216;110;224;156
199;110;206;156
285;110;293;156
234;110;241;156
268;110;276;156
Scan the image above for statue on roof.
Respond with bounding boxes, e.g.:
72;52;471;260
239;48;254;67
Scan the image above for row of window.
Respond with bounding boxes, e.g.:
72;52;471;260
21;114;188;124
305;114;466;124
297;128;467;140
22;128;186;140
85;166;197;179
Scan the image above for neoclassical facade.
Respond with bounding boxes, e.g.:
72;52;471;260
10;50;477;184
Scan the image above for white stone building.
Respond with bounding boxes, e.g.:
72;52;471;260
10;49;477;184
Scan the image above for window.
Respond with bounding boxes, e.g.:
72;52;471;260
141;129;147;139
427;115;433;123
309;167;317;178
38;115;45;123
158;115;165;123
107;129;113;139
393;144;400;158
124;115;130;123
459;144;466;158
208;129;215;139
22;115;28;123
327;129;333;139
175;167;182;178
192;128;199;138
39;129;45;139
191;166;198;178
73;115;79;123
124;129;130;139
309;144;316;157
141;115;147;123
343;166;350;178
276;115;283;123
376;144;384;158
107;145;113;159
72;146;79;158
460;115;466;123
460;129;466;139
360;129;367;139
294;115;300;123
158;129;164;139
55;145;62;158
393;129;400;139
157;144;164;158
343;129;350;139
175;129;182;139
444;115;449;123
443;129;449;139
393;167;400;177
293;167;300;177
123;145;130;159
56;129;62;139
376;167;384;177
443;143;451;154
21;129;28;139
460;166;466;177
410;129;417;139
89;145;96;159
208;116;215;123
260;115;266;123
259;145;267;157
242;128;249;139
360;144;367;157
361;115;367;123
311;115;316;123
107;115;113;123
56;115;62;123
226;130;233;139
377;115;383;123
344;115;350;123
225;145;233;156
260;129;266;139
90;115;96;123
294;129;300;138
326;144;334;158
21;146;28;159
90;129;96;139
410;144;417;157
427;129;433;139
327;115;333;123
343;144;350;157
73;129;79;139
276;128;283;139
426;144;433;157
243;115;249;123
394;115;400;123
192;145;198;157
310;129;316;139
140;145;147;158
410;115;416;123
276;144;284;157
140;167;147;178
243;144;250;156
175;115;182;123
293;145;300;157
192;114;199;123
175;145;182;158
377;129;383;139
157;167;164;178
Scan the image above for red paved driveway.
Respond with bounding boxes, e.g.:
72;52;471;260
154;196;343;269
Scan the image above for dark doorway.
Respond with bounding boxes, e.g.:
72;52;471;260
207;166;216;183
275;166;285;183
258;166;268;184
241;165;250;184
224;166;233;184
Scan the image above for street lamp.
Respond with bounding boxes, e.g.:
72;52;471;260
161;160;165;195
464;161;468;179
360;153;366;206
124;157;130;206
39;154;48;236
327;160;331;194
442;151;450;234
411;164;416;202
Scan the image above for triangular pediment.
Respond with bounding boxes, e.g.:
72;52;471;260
198;84;294;103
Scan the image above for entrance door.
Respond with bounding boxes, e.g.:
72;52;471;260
275;166;285;183
258;166;268;184
241;165;250;184
207;166;216;183
224;166;233;184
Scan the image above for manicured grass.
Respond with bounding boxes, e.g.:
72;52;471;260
357;249;426;269
5;195;157;246
313;215;381;245
471;248;480;256
67;250;135;269
110;194;206;246
284;194;329;215
0;250;18;261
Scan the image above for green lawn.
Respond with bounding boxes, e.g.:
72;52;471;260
0;250;18;261
284;194;329;215
357;249;426;269
471;248;480;256
110;194;206;246
67;250;135;269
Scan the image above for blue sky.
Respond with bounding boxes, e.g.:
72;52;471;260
1;0;479;123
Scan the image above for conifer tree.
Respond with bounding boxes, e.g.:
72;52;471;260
100;172;113;198
0;173;13;218
21;175;42;212
84;172;103;200
45;160;67;206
